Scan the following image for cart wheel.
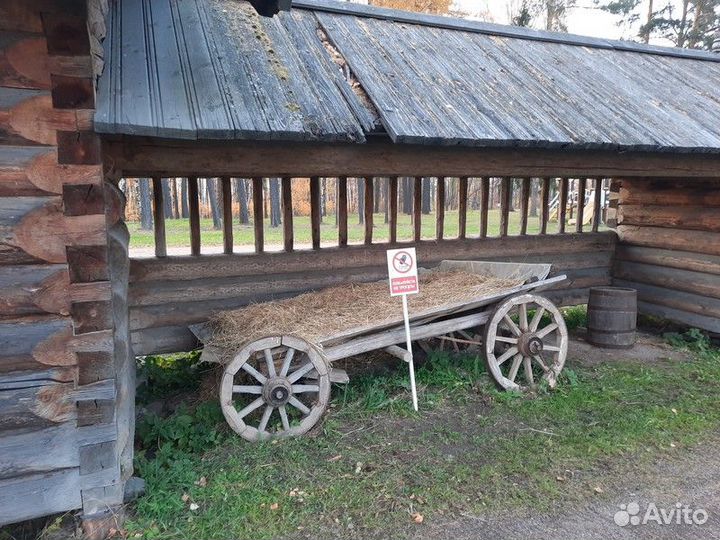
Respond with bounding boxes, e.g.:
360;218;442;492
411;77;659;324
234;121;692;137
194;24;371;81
484;294;568;391
220;335;330;441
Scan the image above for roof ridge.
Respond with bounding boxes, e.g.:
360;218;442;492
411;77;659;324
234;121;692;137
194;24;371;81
292;0;720;63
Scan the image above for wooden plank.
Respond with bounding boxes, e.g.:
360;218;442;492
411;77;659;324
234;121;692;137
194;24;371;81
479;177;489;238
558;177;568;233
576;178;586;233
618;178;720;206
540;177;550;234
612;260;720;299
188;176;200;256
221;177;233;255
281;177;293;252
364;176;373;245
389;176;398;244
435;176;445;240
338;177;348;247
614;245;720;275
592;177;603;232
458;177;468;240
618;204;720;232
499;178;510;237
617;225;720;256
0;423;79;480
413;177;422;242
310;177;321;249
0;468;82;525
151;177;166;257
519;177;530;235
252;177;264;254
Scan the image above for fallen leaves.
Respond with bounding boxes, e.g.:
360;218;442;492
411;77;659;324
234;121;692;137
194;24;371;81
411;512;424;524
327;454;342;462
270;502;279;510
194;476;207;487
593;486;604;494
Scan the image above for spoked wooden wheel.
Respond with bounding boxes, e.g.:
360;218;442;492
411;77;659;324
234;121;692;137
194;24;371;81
220;335;330;442
484;294;568;391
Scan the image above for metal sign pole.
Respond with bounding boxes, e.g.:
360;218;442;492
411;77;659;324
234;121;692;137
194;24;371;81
401;293;418;412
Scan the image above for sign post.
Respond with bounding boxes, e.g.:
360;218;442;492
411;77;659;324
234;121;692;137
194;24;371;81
386;248;419;411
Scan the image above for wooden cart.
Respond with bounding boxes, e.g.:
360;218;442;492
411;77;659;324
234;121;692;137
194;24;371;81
192;261;569;442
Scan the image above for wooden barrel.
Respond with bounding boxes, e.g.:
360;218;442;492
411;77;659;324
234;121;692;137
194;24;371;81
587;287;637;349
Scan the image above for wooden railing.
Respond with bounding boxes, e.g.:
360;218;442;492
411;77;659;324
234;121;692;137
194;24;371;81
127;176;609;258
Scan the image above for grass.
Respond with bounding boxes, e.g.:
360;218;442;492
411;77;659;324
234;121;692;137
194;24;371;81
125;321;720;540
127;209;607;250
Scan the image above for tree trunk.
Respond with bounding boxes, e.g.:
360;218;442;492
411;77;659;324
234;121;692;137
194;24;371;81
402;177;413;214
235;178;249;224
208;179;222;230
269;178;281;227
320;178;327;222
170;178;180;218
508;179;515;212
530;180;539;217
162;179;173;218
180;178;189;218
357;177;365;224
139;178;153;230
421;177;432;214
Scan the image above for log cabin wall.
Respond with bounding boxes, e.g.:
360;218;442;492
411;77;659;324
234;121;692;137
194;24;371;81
0;0;131;533
614;178;720;334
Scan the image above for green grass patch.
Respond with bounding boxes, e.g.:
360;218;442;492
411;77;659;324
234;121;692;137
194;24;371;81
126;330;720;540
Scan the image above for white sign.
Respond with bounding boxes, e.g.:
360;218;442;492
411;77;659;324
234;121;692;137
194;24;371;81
386;247;419;296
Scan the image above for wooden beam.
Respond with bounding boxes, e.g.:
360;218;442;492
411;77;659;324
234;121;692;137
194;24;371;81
540;177;550;234
188;176;200;256
480;177;489;238
252;177;264;253
364;176;373;245
499;178;510;237
338;177;348;247
458;177;468;240
436;176;445;240
592;177;603;232
519;177;531;235
576;178;586;233
281;177;293;252
104;138;720;179
558;177;568;233
221;177;233;254
151;177;166;257
310;176;321;250
413;177;422;242
389;176;398;244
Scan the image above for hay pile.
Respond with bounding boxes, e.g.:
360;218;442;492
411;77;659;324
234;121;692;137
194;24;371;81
207;271;522;356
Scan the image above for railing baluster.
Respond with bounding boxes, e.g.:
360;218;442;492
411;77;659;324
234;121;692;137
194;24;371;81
540;177;550;234
364;176;374;245
252;176;264;253
413;176;422;242
576;177;586;233
221;177;233;254
282;176;293;252
436;176;445;240
389;176;398;244
480;177;489;238
188;176;200;255
310;176;321;250
499;177;510;237
592;177;603;232
151;176;167;257
519;177;531;236
558;177;568;234
338;176;348;247
458;176;468;240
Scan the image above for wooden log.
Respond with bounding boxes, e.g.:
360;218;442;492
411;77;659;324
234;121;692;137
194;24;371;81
458;177;467;240
0;3;44;33
540;177;550;234
221;177;233;255
0;264;70;317
389;176;398;244
499;178;510;237
592;178;602;232
151;177;166;258
436;176;445;240
0;423;80;480
364;176;373;245
310;177;321;249
612;260;720;299
281;177;293;252
479;177;489;238
42;12;91;55
56;130;101;165
338;177;348;247
616;225;720;257
637;301;720;334
188;177;200;256
413;177;421;242
618;204;720;232
576;178;586;233
0;469;82;526
0;316;76;372
67;245;108;283
614;278;720;320
0;35;50;90
131;325;199;356
614;245;720;276
0;383;75;431
618;178;720;206
558;177;568;233
71;300;112;334
519;177;530;235
51;74;94;109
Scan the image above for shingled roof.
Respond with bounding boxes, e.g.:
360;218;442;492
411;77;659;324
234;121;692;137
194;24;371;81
95;0;720;152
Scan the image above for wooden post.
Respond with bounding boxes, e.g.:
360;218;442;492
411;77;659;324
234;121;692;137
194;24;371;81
540;177;550;234
500;178;510;237
364;176;373;245
558;177;568;234
338;177;348;247
592;177;603;232
519;177;531;235
480;177;489;238
151;177;166;257
188;176;201;255
389;176;398;244
221;177;233;254
576;177;586;233
458;177;468;240
310;177;321;250
413;177;422;242
281;177;294;252
252;176;264;253
436;176;445;240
